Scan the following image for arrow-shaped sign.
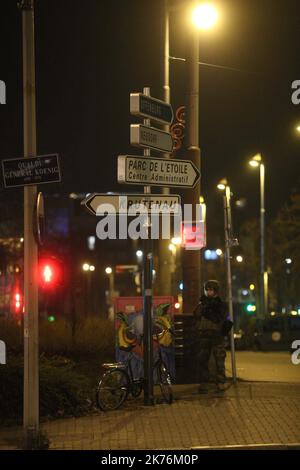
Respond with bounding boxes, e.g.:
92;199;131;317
130;124;173;153
81;193;181;215
118;155;200;188
130;93;173;125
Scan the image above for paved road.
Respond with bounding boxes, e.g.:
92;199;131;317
226;351;300;383
1;382;299;450
1;351;299;450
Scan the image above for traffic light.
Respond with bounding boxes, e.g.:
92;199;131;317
245;303;256;314
181;221;206;250
12;290;23;315
39;257;63;289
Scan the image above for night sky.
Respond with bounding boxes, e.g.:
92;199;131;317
0;0;300;239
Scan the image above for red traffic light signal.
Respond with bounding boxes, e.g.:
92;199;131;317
181;221;206;250
39;257;63;289
12;290;23;315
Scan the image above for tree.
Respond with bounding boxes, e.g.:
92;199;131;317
268;193;300;311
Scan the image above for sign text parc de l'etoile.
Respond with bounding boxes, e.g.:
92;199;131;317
118;155;200;188
2;154;61;188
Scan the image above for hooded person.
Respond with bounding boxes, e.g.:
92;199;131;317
193;280;228;393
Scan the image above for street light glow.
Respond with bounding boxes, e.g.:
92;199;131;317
249;153;262;168
192;3;218;30
296;125;300;133
236;255;243;263
136;250;143;258
285;258;292;264
82;263;90;271
216;248;223;256
89;265;95;272
169;243;176;254
105;267;112;275
217;178;227;191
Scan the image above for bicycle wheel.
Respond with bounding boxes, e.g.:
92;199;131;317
96;368;129;411
155;361;173;404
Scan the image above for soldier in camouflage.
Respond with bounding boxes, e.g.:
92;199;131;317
193;280;228;393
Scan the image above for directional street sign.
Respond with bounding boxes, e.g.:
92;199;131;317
2;154;61;188
81;193;181;215
130;124;173;153
118;155;200;188
130;93;173;125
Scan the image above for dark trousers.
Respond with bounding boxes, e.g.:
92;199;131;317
196;334;226;384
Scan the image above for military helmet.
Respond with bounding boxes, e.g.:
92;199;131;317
204;280;219;295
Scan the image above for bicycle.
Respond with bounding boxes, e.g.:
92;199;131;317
96;329;173;411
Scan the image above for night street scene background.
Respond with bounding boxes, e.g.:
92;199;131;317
0;0;300;453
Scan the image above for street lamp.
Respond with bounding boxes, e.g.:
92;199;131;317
184;2;219;312
217;179;237;382
162;1;219;312
248;153;267;322
191;3;219;30
82;263;90;272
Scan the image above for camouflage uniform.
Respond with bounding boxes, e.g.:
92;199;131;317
193;295;227;385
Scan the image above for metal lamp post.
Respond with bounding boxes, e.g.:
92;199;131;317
249;154;266;323
217;179;237;382
161;3;219;311
19;0;39;448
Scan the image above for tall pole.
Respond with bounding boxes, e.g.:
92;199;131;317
260;163;266;320
109;271;115;320
224;186;237;382
163;0;170;107
143;88;154;406
183;28;201;312
157;0;172;297
20;0;39;448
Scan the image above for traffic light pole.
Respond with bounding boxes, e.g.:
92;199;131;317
260;162;266;322
20;0;39;448
143;88;154;406
223;186;237;382
183;28;201;313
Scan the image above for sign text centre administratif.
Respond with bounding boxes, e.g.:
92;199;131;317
118;155;200;188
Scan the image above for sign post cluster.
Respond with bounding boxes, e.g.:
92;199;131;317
82;87;201;406
129;88;179;406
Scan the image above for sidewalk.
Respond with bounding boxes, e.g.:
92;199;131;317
1;381;300;450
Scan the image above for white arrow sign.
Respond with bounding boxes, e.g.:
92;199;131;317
118;155;200;188
130;124;173;153
81;193;181;215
